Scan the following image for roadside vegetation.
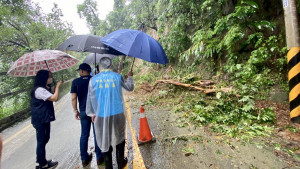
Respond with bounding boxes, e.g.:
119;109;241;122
0;1;84;119
80;0;299;144
0;0;299;161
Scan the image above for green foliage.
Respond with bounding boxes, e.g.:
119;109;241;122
284;125;300;133
0;1;76;119
176;92;275;138
89;0;134;36
128;0;159;31
182;147;195;155
58;79;73;100
137;70;160;85
225;34;286;96
157;0;206;63
76;0;288;140
0;0;291;140
0;92;30;119
77;0;100;31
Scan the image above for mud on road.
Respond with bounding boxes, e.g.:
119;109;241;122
125;91;300;169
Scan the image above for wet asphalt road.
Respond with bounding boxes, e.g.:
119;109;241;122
2;92;298;169
2;93;121;169
2;94;84;169
1;92;164;169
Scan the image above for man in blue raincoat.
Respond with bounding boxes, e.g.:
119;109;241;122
86;57;134;169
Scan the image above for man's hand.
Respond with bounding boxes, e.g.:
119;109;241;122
127;71;133;77
75;111;80;120
91;115;96;123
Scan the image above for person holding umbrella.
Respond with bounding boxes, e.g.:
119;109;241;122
86;57;134;169
70;63;104;167
30;70;62;169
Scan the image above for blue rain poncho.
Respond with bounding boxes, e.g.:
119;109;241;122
85;69;134;152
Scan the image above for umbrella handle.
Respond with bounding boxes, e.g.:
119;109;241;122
130;57;135;72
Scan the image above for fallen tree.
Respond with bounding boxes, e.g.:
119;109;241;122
140;79;232;94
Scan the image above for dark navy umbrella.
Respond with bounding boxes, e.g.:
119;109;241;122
100;29;169;65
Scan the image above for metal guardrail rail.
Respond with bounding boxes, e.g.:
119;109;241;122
0;88;29;99
0;108;30;131
0;72;7;76
0;79;73;131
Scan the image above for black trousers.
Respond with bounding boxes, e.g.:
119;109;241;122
35;123;51;166
104;140;126;169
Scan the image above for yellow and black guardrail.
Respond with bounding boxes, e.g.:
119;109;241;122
287;47;300;123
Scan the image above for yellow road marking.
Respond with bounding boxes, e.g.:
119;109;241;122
3;124;32;145
3;94;67;145
125;101;146;169
3;96;146;169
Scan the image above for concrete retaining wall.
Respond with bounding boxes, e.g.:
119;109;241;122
0;108;30;132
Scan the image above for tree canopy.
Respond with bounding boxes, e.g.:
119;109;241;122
0;0;75;118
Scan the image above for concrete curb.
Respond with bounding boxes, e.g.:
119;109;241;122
0;108;30;132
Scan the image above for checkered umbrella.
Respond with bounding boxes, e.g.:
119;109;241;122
7;50;78;77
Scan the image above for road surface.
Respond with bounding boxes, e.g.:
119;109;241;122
2;92;300;169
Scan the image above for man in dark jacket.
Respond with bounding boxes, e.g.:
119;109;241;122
71;63;103;167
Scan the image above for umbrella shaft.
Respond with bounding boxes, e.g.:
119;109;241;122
130;58;135;72
44;61;50;70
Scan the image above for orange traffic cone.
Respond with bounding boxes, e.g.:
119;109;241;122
137;106;156;144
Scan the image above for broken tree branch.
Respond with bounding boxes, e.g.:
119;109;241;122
140;79;232;94
156;80;215;93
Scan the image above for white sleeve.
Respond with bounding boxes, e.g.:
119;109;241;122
35;87;53;101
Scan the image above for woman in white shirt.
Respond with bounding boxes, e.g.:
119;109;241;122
30;70;62;169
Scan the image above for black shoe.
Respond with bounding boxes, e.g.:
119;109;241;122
47;161;58;169
119;157;128;169
97;157;104;165
116;157;128;169
35;160;58;169
82;153;93;167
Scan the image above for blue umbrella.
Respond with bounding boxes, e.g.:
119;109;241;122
100;29;169;65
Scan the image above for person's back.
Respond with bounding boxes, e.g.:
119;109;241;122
91;70;124;117
71;63;104;167
72;75;91;112
86;57;134;169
